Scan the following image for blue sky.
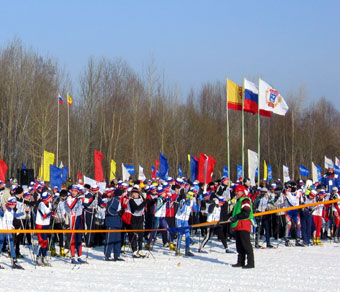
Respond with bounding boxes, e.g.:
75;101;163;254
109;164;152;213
0;0;339;108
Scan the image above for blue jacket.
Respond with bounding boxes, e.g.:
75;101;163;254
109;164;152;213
105;197;122;229
321;174;340;193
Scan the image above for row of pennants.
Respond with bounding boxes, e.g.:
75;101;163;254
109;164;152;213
0;151;337;189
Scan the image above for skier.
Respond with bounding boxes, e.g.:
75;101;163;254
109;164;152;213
128;186;146;258
51;189;68;257
230;184;255;269
198;197;232;253
175;190;196;256
66;185;95;264
104;189;124;261
35;191;53;266
0;196;25;269
284;181;304;246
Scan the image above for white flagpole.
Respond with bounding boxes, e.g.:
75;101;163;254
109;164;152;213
257;77;261;186
67;98;71;178
226;79;230;179
242;77;245;177
56;96;60;167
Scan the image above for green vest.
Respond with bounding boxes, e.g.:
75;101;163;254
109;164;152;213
231;196;254;229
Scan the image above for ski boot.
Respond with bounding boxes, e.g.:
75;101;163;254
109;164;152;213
145;242;152;251
12;258;24;270
77;257;88;264
175;248;181;256
0;264;4;269
284;238;290;247
137;250;147;258
71;257;80;264
36;256;44;266
185;247;194;257
169;242;176;251
295;239;305;247
132;251;141;258
59;247;69;257
316;237;323;245
42;257;52;267
50;246;58;257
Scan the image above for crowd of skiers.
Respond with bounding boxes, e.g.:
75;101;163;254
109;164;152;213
0;166;339;270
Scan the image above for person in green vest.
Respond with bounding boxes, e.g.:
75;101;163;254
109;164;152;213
230;184;255;269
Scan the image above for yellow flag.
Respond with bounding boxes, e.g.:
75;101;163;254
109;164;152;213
187;154;191;163
38;164;43;179
43;150;55;181
264;160;268;181
110;160;116;181
67;93;73;105
227;78;243;111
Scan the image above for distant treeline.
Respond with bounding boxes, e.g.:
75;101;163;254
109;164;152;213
0;38;338;182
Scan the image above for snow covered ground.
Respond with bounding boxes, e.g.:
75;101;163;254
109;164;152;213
1;236;339;292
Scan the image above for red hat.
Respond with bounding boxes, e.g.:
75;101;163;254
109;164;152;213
234;184;247;194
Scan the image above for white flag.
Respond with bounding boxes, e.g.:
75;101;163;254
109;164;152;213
122;163;130;182
138;165;146;181
259;78;289;115
84;176;106;193
283;165;290;183
248;149;258;186
312;162;318;183
335;157;340;168
324;156;334;169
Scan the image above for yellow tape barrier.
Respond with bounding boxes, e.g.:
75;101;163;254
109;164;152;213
0;198;339;234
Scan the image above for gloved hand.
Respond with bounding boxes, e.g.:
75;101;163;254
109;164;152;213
229;216;237;223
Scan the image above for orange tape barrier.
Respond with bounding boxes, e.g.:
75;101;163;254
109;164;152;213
1;198;339;234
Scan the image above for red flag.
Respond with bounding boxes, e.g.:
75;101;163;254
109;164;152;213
152;159;160;179
0;158;8;182
197;153;216;184
205;155;216;184
94;150;104;182
77;172;83;184
197;153;207;183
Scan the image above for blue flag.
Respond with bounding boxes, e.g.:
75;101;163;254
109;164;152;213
317;165;322;181
152;166;160;177
125;164;135;175
335;165;340;175
178;165;183;177
62;167;68;181
223;166;228;177
268;165;273;181
237;165;243;179
299;164;310;177
50;165;63;191
22;162;27;170
190;155;198;182
159;152;169;179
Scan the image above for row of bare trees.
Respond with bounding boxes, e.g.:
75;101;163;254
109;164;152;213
0;39;339;183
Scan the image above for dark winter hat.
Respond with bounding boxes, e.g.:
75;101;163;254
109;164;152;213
60;190;68;197
131;187;140;194
15;186;24;195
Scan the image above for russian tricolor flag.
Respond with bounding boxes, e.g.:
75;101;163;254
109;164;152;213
58;94;63;104
244;79;271;117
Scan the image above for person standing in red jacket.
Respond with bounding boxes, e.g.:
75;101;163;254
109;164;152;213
230;184;254;269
